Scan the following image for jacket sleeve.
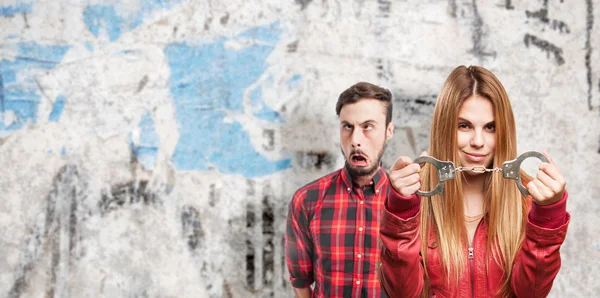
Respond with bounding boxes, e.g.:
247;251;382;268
511;191;570;297
285;190;314;288
379;189;424;298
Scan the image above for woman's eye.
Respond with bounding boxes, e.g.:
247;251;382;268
485;124;496;131
458;123;470;129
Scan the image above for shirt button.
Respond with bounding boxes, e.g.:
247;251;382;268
360;201;364;204
375;189;379;194
356;280;360;285
358;227;363;232
347;187;351;192
357;254;362;258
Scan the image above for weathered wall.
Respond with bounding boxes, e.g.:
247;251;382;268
0;0;598;297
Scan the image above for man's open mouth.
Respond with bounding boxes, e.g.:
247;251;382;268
350;154;368;166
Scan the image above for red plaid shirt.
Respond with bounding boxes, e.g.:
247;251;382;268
286;166;390;298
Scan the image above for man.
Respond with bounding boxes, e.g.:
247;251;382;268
286;82;395;298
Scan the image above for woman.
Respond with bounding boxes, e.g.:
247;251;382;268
379;65;569;297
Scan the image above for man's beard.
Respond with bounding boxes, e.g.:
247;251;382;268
343;142;386;178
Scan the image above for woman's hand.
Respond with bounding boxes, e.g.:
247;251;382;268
527;151;566;206
389;153;426;197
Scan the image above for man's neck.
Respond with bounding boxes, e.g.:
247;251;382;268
352;167;379;187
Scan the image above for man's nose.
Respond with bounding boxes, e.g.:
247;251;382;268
351;129;364;148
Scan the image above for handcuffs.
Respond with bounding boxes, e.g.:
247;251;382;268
413;151;548;197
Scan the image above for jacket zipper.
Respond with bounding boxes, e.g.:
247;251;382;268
469;219;484;298
469;247;474;298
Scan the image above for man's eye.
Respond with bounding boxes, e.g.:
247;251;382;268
343;124;353;130
364;125;373;131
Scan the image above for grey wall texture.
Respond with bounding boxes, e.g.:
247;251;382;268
0;0;599;297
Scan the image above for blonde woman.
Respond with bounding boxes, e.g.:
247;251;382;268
379;65;569;297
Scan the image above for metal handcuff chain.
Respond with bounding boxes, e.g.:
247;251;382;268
413;151;549;198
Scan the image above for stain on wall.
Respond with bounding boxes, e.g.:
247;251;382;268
0;1;598;297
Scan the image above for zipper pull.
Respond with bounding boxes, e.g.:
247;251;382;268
468;247;474;259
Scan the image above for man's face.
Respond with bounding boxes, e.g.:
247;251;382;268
339;98;393;178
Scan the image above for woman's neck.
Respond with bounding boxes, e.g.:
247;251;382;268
462;173;487;217
463;173;487;246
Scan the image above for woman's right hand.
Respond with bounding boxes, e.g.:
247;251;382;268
389;156;423;197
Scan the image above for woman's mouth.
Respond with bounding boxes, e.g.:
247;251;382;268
463;152;486;163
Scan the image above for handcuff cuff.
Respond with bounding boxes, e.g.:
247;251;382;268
413;151;548;197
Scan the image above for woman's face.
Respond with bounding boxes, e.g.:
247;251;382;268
456;95;496;172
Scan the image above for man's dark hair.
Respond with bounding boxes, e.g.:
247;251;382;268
336;82;393;126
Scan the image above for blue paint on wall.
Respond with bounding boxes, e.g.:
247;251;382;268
287;74;302;88
2;69;16;83
2;90;38;124
165;22;291;177
0;2;32;16
84;42;94;52
250;87;283;123
48;95;66;122
236;21;281;45
130;111;160;170
17;42;71;63
83;1;183;42
0;42;70;134
0;73;4;113
83;5;123;41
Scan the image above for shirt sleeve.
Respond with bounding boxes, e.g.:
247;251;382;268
528;191;568;229
285;190;315;288
511;191;570;297
379;203;424;298
385;187;421;219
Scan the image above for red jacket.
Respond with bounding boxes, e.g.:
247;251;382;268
379;191;570;298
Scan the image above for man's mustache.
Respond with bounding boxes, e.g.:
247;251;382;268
349;149;367;157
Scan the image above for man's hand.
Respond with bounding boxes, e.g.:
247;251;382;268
527;151;566;206
293;286;312;298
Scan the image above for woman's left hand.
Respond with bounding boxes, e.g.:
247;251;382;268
526;151;566;206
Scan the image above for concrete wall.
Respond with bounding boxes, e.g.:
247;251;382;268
0;0;598;297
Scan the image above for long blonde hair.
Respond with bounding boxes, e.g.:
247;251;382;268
420;65;531;297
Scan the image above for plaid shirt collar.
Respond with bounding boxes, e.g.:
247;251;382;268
340;163;388;193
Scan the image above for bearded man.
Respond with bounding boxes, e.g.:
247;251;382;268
286;82;395;298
